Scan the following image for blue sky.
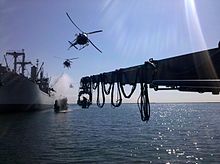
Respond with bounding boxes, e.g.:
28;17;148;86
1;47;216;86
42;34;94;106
1;0;220;103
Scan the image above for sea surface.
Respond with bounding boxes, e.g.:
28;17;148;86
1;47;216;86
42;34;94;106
0;103;220;163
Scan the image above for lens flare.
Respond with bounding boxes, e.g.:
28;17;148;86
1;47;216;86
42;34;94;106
184;0;217;78
184;0;206;49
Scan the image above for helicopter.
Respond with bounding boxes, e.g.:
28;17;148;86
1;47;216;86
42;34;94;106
55;56;78;68
63;58;79;68
66;12;103;53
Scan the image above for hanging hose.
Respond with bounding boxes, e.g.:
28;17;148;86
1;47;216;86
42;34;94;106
120;83;136;98
111;81;122;108
103;82;112;95
96;81;105;108
101;73;112;95
135;61;155;121
119;69;139;98
78;60;157;121
137;82;150;122
92;81;98;90
110;71;122;108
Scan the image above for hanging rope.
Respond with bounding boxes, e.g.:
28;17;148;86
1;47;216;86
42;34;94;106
137;82;150;122
103;82;112;95
110;71;122;108
119;69;139;98
120;83;136;98
96;81;105;108
102;74;112;95
111;82;122;108
92;81;98;90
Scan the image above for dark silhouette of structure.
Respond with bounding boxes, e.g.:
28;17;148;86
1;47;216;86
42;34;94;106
77;43;220;122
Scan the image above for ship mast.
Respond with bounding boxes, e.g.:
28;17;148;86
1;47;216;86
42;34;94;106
6;49;32;75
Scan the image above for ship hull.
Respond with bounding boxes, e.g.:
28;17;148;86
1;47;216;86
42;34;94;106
0;72;54;112
0;104;53;112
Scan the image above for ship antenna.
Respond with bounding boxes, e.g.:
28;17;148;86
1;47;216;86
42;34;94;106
36;59;39;67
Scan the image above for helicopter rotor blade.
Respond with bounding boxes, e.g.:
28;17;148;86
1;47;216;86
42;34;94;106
87;30;103;35
88;39;102;53
69;57;79;60
66;12;84;33
54;56;79;61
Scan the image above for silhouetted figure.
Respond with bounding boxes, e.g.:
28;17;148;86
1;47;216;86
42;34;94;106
218;41;220;48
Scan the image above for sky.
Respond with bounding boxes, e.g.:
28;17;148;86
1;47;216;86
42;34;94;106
1;0;220;103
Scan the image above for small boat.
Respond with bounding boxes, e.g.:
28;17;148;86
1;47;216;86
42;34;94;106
54;97;68;113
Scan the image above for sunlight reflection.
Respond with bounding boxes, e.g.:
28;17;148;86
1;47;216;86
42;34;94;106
101;1;188;61
184;0;218;78
184;0;206;48
100;1;153;59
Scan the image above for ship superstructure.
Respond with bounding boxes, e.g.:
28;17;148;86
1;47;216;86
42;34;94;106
0;50;55;112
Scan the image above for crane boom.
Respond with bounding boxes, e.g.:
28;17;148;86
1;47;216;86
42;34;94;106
77;45;220;121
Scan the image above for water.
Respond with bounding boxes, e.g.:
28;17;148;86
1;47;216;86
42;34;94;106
0;103;220;163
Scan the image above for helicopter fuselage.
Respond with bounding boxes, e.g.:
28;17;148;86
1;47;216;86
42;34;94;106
66;12;102;53
63;60;71;68
76;33;88;45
